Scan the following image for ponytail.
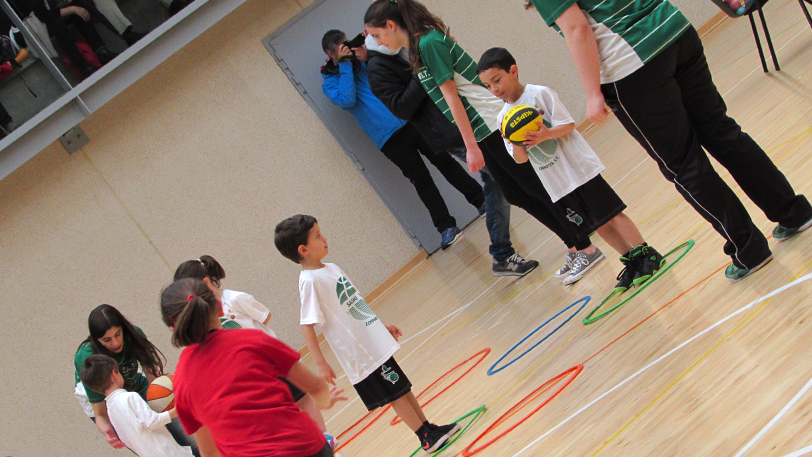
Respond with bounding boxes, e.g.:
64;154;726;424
161;278;219;348
173;255;226;288
364;0;448;73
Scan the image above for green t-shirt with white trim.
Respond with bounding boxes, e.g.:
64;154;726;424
417;29;505;143
74;326;150;404
529;0;691;83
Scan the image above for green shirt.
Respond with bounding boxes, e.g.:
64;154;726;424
417;29;505;142
74;326;150;404
529;0;691;83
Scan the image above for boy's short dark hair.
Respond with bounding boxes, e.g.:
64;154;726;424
275;215;318;264
322;29;346;53
79;354;119;394
476;47;517;74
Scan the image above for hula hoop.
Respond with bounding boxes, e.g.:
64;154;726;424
461;365;583;457
487;297;590;375
391;348;491;425
582;240;694;325
406;405;486;457
334;404;391;452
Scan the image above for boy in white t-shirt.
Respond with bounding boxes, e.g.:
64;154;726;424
79;355;193;457
274;214;460;453
477;47;664;292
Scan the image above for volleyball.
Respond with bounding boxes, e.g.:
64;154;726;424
502;105;543;146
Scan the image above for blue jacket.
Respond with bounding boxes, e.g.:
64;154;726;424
322;59;406;149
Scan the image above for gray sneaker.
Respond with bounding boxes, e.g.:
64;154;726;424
492;253;539;277
562;248;605;285
554;252;576;278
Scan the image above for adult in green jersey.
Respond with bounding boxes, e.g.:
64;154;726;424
525;0;812;282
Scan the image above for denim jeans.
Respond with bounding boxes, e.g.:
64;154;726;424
447;146;514;262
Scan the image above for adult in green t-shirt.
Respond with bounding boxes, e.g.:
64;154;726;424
74;304;181;450
524;0;812;283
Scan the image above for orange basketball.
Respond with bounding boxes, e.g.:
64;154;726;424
146;374;175;412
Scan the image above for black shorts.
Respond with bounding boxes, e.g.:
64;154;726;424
280;377;306;402
554;174;626;240
353;357;412;411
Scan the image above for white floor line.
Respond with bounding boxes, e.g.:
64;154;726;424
612;158;648;188
511;271;812;457
783;445;812;457
325;397;359;426
735;375;812;457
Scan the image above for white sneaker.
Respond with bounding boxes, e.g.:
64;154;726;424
563;248;605;285
554;252;576;278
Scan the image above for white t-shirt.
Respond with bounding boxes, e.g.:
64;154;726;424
499;85;605;202
105;389;194;457
220;289;277;338
299;263;399;385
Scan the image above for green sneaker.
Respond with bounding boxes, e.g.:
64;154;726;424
773;216;812;242
632;245;665;286
725;256;773;283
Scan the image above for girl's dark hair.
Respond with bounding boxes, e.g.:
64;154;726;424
173;255;226;288
79;304;165;378
364;0;448;73
161;278;219;348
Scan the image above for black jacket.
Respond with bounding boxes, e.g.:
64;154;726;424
366;49;464;152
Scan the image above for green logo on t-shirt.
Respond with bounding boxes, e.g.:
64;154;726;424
527;119;558;165
337;276;377;325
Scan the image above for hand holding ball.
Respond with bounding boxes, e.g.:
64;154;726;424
501;105;543;146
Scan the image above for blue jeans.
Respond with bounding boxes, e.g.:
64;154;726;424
447;146;514;262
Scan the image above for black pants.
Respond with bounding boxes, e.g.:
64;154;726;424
381;123;485;233
601;26;812;269
478;131;591;250
44;0;121;67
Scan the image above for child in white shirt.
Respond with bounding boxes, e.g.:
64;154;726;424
79;354;193;457
274;214;460;453
477;47;664;293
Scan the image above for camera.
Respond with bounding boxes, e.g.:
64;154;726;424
343;33;366;50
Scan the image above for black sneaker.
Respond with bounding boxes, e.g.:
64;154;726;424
421;422;460;453
614;253;638;293
632;245;665;286
440;227;462;250
492;253;539;277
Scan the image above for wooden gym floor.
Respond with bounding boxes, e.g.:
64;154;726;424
303;1;812;455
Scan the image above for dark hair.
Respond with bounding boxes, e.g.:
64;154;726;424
161;278;219;348
173;255;226;288
477;47;516;75
79;304;165;378
79;354;119;394
274;214;318;264
322;29;346;53
364;0;448;73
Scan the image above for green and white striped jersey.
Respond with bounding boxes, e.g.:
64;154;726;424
417;29;505;143
529;0;691;83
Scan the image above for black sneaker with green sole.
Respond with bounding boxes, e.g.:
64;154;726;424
632;245;666;286
614;253;639;293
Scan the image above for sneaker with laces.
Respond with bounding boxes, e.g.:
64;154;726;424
492;253;539;277
554;252;576;278
323;432;338;449
614;254;638;293
725;255;772;283
773;216;812;242
440;227;462;250
632;245;665;286
563;248;604;285
420;422;460;453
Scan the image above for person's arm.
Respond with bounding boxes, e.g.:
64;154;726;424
384;322;402;341
194;426;221;457
61;5;89;21
511;144;529;163
129;394;173;431
322;47;358;108
286;363;347;410
91;401;125;449
522;120;576;145
554;4;609;124
368;59;427;121
301;324;336;385
438;80;486;173
234;293;273;327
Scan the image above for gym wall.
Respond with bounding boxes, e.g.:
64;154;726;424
0;0;718;455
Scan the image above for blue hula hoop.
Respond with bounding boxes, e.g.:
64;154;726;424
487;296;590;375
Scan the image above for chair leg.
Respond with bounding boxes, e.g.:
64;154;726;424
757;7;780;71
749;13;769;72
800;0;812;29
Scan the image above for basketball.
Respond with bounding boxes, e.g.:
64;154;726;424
501;105;543;146
146;374;175;412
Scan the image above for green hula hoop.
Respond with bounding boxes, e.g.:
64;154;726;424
582;240;694;325
407;405;487;457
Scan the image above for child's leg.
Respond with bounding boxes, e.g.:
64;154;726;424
596;212;645;255
297;395;327;432
391;392;426;431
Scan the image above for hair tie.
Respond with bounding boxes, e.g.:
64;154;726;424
187;294;196;303
198;258;205;265
168;315;175;325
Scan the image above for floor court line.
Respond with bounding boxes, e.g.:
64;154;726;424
783;445;812;457
511;270;812;457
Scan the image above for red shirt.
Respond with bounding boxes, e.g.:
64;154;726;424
174;329;325;457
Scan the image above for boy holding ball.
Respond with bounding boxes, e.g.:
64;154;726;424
478;47;664;291
79;354;194;457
